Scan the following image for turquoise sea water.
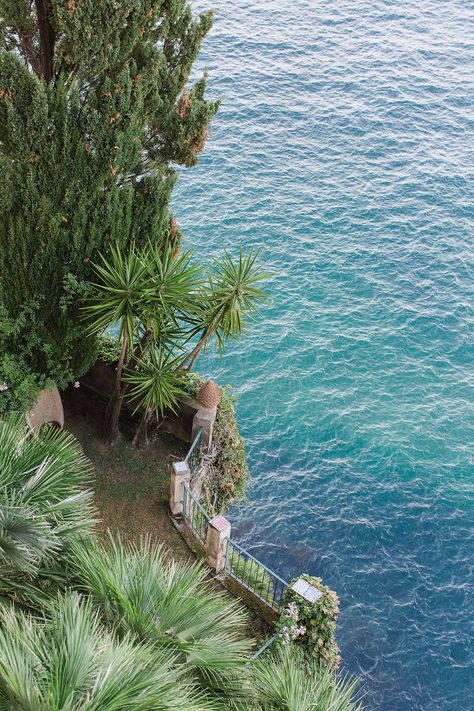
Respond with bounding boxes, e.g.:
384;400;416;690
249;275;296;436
173;2;474;709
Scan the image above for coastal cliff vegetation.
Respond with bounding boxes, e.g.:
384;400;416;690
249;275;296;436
0;2;357;708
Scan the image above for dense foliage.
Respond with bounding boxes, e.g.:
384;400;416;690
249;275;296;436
251;646;361;711
0;351;48;416
181;372;250;513
277;574;341;670
0;592;197;710
69;533;252;704
0;420;359;709
0;0;218;397
0;415;94;607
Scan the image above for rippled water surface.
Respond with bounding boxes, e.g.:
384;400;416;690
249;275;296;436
173;2;474;708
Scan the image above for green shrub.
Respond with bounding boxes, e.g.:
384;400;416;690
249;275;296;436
0;351;50;416
97;332;121;364
276;574;341;669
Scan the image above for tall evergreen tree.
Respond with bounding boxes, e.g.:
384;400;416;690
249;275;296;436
0;1;218;404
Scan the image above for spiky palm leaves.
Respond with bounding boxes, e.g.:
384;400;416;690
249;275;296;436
0;592;203;711
84;242;269;446
250;646;361;711
84;242;202;444
0;416;94;607
69;534;253;707
180;249;269;371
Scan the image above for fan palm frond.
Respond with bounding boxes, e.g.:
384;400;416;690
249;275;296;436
0;416;95;605
251;646;362;711
69;534;254;705
0;591;204;710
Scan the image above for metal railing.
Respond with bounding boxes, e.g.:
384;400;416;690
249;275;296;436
224;539;288;611
182;482;210;544
251;635;276;660
185;427;203;480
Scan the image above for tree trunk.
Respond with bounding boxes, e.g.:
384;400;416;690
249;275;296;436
105;329;151;446
185;343;203;371
104;334;128;445
133;407;153;449
179;330;211;371
104;392;123;446
34;1;55;81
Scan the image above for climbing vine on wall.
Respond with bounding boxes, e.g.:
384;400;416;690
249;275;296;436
181;372;250;514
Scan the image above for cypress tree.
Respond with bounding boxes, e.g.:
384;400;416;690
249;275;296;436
0;1;218;405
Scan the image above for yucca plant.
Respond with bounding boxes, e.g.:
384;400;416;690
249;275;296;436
180;249;269;371
0;591;205;710
250;646;362;711
0;416;94;608
84;242;202;445
69;534;254;707
123;347;187;449
85;243;269;448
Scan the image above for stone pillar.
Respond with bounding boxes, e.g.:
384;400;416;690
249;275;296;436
205;514;231;573
192;405;217;453
170;461;190;516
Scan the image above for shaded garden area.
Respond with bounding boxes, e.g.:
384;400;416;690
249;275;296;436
62;386;190;557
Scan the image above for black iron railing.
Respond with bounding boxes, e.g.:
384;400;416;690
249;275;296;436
225;538;288;611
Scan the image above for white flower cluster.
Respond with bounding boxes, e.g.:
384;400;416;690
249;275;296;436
290;625;306;639
286;602;299;620
279;601;306;645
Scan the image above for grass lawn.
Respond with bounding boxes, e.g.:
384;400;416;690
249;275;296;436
62;385;192;560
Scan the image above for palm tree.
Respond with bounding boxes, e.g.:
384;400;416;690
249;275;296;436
123;347;187;449
0;591;204;710
84;242;152;445
69;534;254;707
85;242;201;444
0;416;94;608
179;249;269;371
250;646;362;711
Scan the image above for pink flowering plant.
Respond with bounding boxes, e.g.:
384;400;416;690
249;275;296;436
276;574;341;669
